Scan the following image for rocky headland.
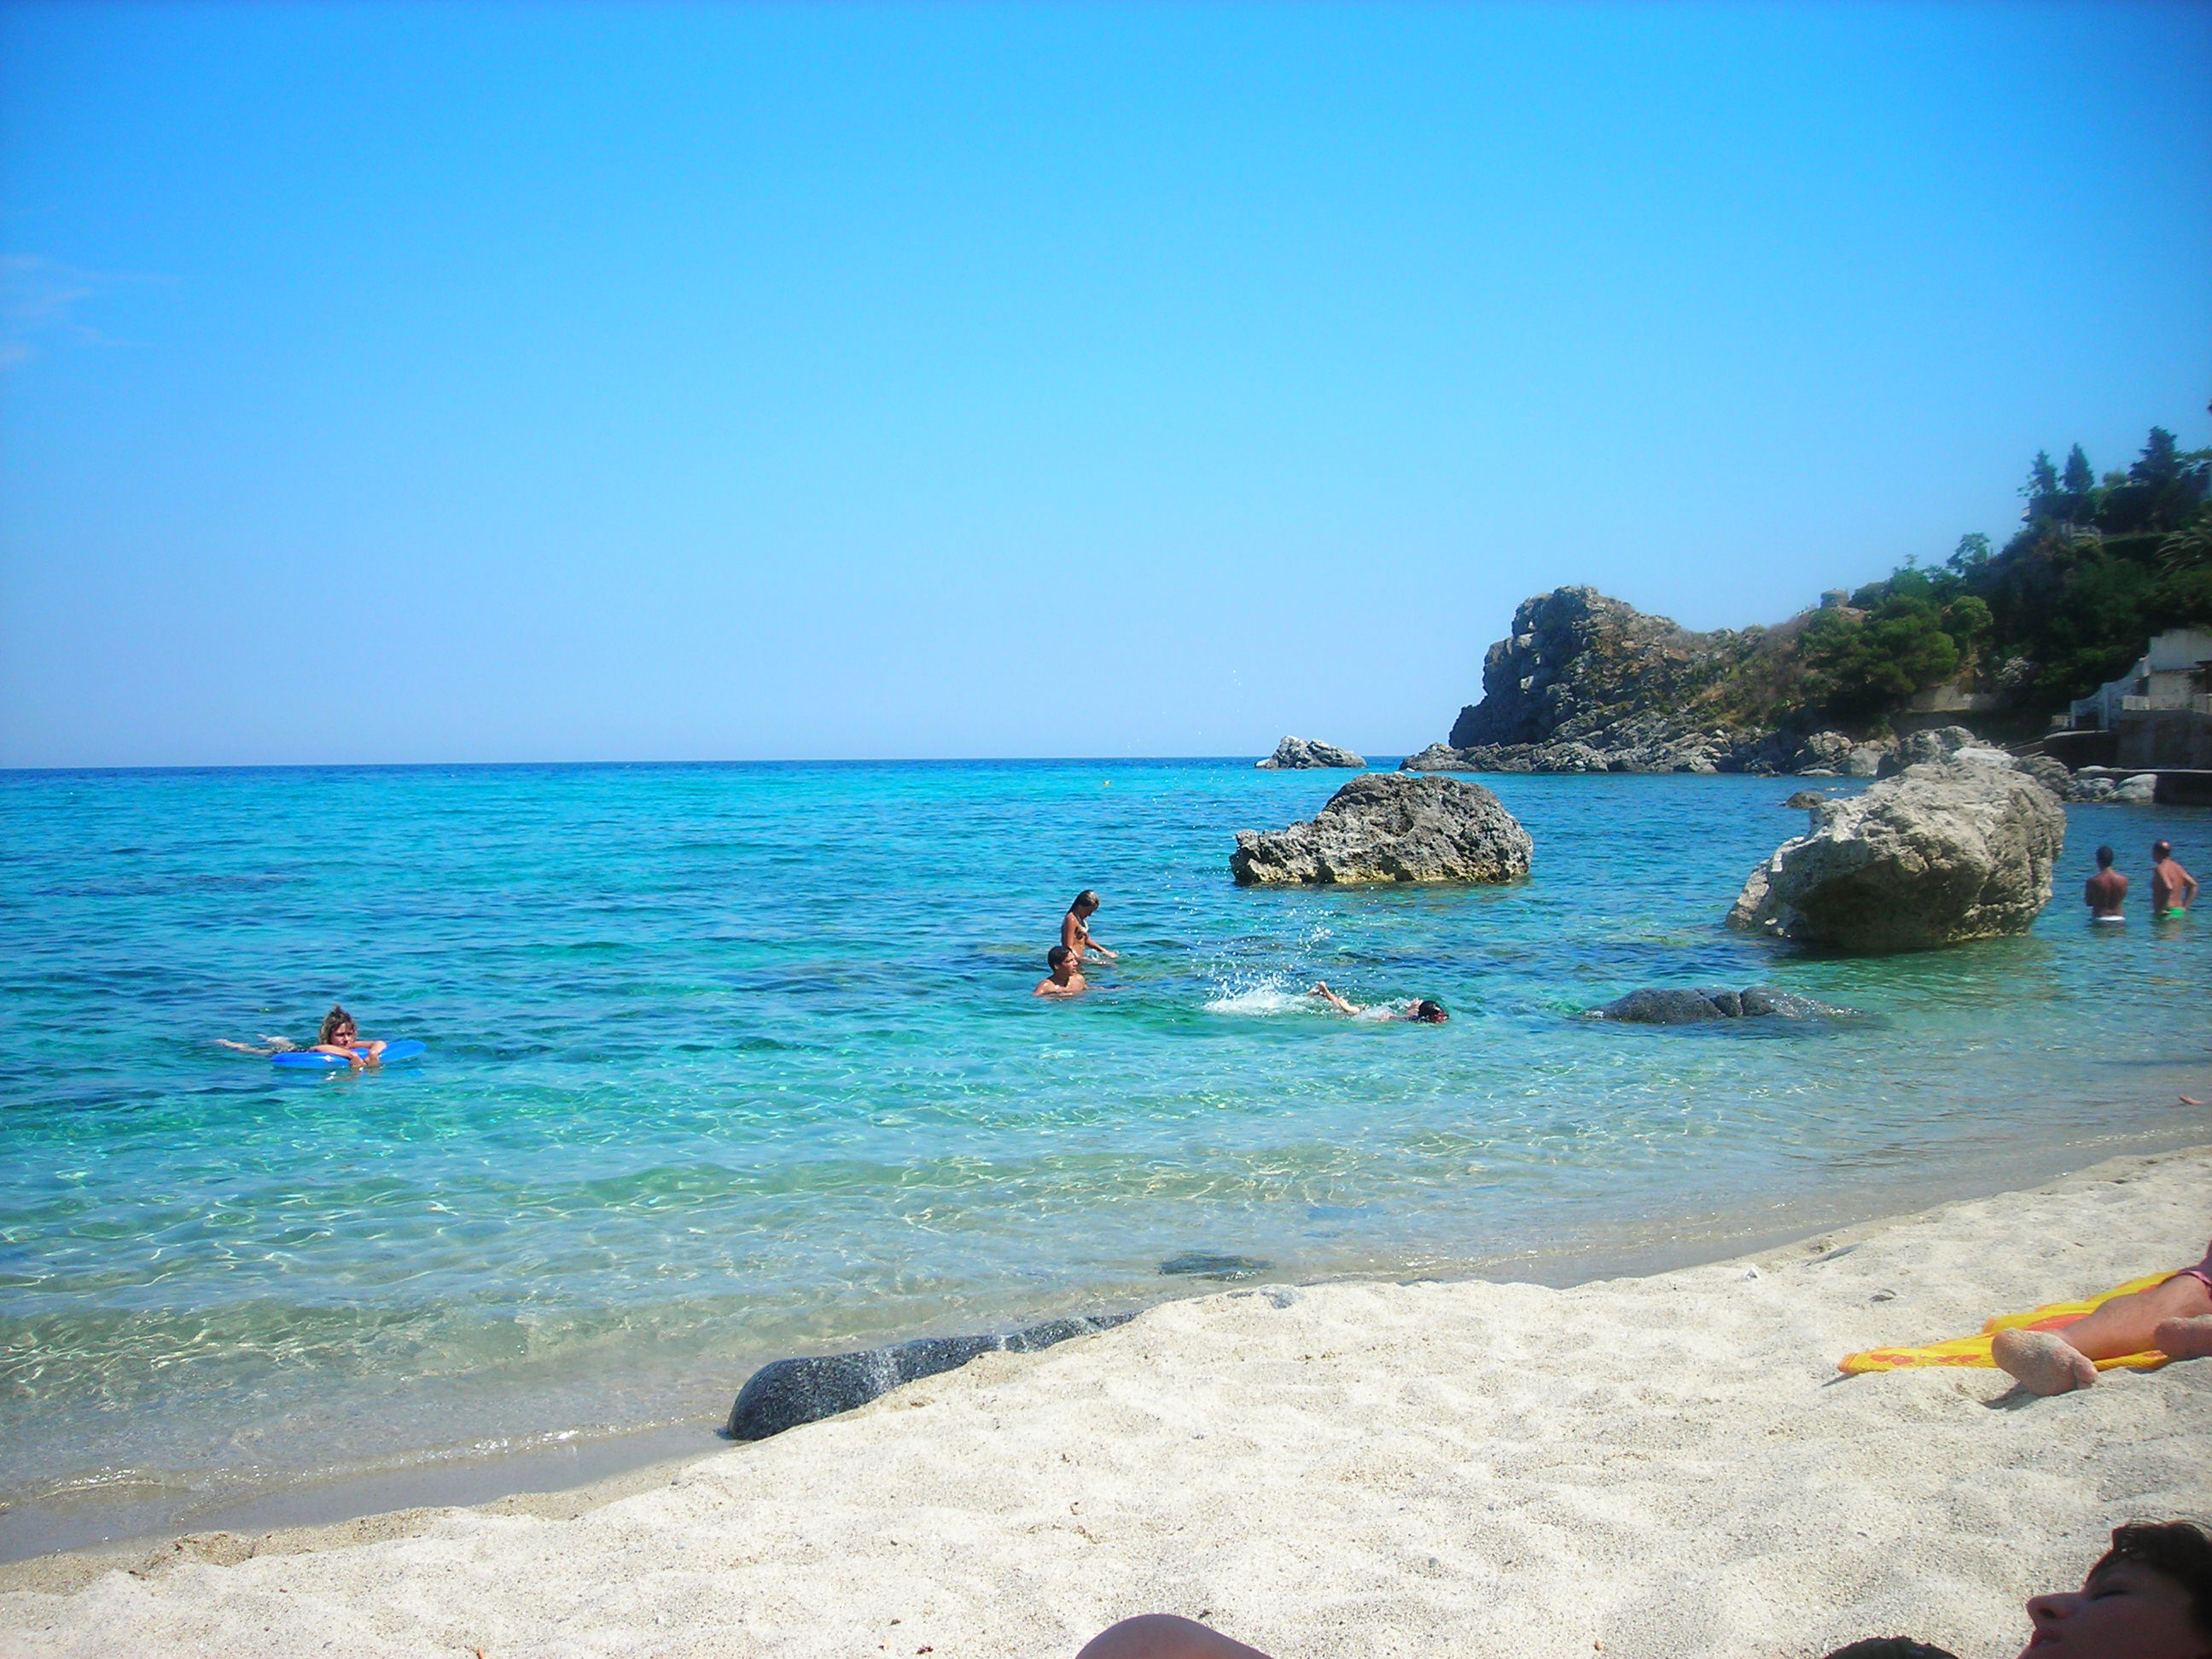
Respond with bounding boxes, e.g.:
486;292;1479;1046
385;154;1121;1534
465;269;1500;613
1399;587;1895;777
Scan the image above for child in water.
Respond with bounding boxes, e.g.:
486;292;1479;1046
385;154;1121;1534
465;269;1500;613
218;1004;388;1068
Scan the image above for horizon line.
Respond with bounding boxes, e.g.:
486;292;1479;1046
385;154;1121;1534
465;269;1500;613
2;753;1423;777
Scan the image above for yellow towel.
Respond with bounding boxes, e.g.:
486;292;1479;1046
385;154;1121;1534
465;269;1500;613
1839;1272;2177;1375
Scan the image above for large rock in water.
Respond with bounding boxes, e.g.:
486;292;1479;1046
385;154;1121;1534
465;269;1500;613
1726;760;2064;952
1255;736;1366;771
1231;772;1533;887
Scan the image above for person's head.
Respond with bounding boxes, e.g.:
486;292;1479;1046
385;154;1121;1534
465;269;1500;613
1071;889;1101;917
1046;945;1075;977
1410;999;1447;1023
2018;1522;2212;1659
2153;841;2174;863
1822;1642;1959;1659
317;1004;356;1046
2095;846;2116;869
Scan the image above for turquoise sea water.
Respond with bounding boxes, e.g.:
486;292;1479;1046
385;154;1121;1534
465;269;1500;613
3;760;2208;1553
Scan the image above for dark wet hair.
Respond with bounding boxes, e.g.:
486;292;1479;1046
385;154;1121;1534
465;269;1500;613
1819;1641;1960;1659
1047;945;1073;969
1411;999;1447;1022
1071;889;1100;912
2153;841;2174;860
2095;845;2116;867
317;1004;355;1045
2089;1521;2212;1637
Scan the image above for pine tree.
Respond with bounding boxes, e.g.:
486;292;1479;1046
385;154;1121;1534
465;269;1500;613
2129;427;2180;484
2022;450;2058;518
2061;445;2094;495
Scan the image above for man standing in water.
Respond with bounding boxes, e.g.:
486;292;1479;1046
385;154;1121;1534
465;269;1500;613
2151;840;2199;918
2085;846;2128;922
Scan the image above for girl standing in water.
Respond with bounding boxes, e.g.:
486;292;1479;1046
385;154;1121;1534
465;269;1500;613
1061;890;1117;964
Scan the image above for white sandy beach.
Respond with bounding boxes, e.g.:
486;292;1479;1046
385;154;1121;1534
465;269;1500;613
3;1148;2208;1659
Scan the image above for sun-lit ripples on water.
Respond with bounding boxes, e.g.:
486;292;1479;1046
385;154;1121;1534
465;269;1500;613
1;760;2207;1540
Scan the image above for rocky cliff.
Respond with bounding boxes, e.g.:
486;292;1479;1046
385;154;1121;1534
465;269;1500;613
1406;587;1892;777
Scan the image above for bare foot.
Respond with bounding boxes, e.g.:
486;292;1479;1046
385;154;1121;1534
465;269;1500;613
2153;1314;2212;1361
1993;1328;2098;1395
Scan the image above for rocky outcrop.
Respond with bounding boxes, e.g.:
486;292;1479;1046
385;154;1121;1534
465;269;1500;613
1877;725;1978;776
1412;588;1895;776
728;1311;1135;1441
1450;587;1732;750
2013;754;2072;799
1255;736;1365;771
1726;760;2064;952
1588;986;1850;1023
1231;772;1533;887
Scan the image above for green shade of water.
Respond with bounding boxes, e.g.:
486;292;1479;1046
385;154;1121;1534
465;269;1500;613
2;760;2206;1546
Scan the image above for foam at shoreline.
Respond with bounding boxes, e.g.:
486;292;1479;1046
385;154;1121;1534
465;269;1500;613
6;1147;2207;1657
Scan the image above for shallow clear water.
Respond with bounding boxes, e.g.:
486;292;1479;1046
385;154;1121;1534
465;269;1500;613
2;760;2207;1549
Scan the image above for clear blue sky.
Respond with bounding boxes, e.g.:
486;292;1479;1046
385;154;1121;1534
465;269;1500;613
3;2;2208;766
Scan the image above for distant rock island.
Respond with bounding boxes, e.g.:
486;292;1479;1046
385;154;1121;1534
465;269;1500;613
1256;736;1366;771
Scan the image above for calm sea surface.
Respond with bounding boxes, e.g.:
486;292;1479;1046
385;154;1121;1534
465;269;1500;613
3;760;2207;1553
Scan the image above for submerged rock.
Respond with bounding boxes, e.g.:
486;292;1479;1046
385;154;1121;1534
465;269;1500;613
1726;760;2064;952
1256;736;1366;771
1158;1252;1272;1280
727;1311;1137;1441
1591;986;1850;1023
1231;772;1534;887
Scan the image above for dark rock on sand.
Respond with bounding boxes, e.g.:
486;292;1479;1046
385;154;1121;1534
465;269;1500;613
1591;986;1849;1023
1726;759;2064;952
1158;1252;1273;1281
1231;772;1533;887
727;1311;1136;1441
1256;736;1366;771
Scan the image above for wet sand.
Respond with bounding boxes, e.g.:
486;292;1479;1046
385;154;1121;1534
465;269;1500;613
4;1147;2208;1658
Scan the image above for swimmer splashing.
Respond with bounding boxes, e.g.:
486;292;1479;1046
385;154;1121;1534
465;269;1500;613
1308;983;1447;1022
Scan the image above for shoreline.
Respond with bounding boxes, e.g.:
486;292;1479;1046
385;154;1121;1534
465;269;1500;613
4;1111;2209;1580
5;1144;2207;1654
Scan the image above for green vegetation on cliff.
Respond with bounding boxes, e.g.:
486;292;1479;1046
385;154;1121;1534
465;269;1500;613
1761;421;2210;732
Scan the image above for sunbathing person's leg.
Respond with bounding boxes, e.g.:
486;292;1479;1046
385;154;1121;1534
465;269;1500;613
1992;1272;2212;1395
1078;1615;1276;1659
